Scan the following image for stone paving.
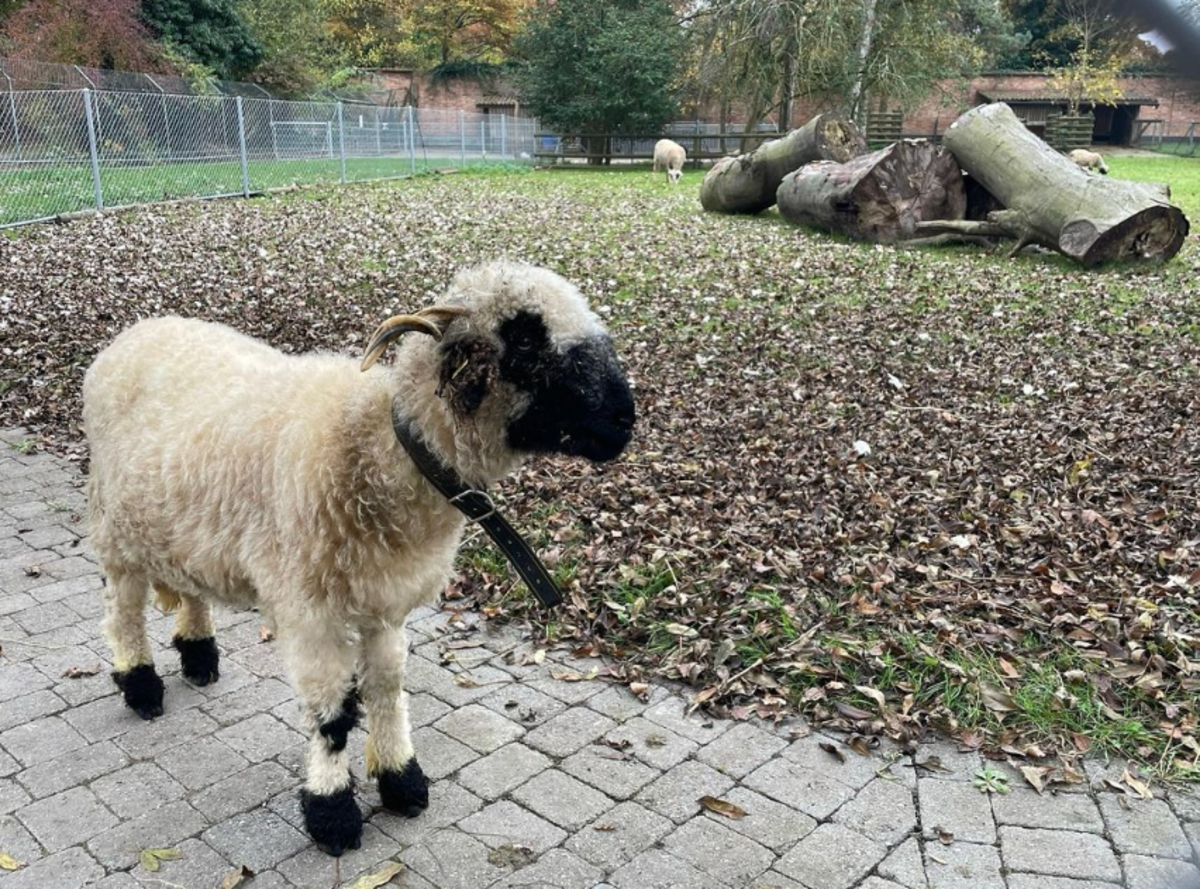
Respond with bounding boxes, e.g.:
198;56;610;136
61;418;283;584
2;424;1200;889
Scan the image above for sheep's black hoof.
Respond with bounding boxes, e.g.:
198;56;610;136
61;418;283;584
173;636;220;686
318;687;361;753
113;664;164;720
301;787;362;857
378;759;429;818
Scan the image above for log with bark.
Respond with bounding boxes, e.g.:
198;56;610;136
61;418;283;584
775;139;966;243
918;102;1189;266
699;112;866;214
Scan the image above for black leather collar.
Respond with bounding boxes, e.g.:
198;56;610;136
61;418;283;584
391;400;562;609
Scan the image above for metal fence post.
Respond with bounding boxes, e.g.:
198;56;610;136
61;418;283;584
336;102;347;182
501;113;507;160
481;119;487;161
407;105;416;174
459;109;466;167
81;89;104;211
374;107;381;156
235;96;250;197
4;72;21;158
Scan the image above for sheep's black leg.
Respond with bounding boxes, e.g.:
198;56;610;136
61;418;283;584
360;623;428;817
103;568;164;720
169;590;220;686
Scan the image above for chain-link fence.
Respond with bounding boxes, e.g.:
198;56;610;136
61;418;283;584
0;88;538;228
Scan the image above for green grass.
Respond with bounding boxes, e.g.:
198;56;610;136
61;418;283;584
0;155;529;226
1108;154;1200;220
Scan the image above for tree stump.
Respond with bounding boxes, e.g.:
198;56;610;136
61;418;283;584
921;103;1188;266
699;112;866;214
775;139;966;243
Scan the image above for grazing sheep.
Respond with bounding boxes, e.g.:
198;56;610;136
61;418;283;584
1069;148;1109;175
83;261;635;855
653;138;686;183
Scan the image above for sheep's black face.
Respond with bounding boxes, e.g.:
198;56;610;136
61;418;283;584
499;311;634;462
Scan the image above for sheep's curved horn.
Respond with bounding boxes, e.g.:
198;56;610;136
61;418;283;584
360;306;470;371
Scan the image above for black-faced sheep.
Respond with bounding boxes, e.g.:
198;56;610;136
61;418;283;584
1069;148;1109;175
653;138;686;183
83;261;635;855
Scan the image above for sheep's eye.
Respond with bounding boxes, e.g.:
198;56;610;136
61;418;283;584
513;335;537;355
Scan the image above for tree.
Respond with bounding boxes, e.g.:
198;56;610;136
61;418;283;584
1045;0;1136;114
141;0;262;78
513;0;683;159
2;0;168;70
412;0;525;66
999;0;1143;68
323;0;419;68
237;0;331;94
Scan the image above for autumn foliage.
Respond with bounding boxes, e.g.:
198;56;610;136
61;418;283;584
2;0;169;71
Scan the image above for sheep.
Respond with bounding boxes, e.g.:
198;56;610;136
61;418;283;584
1069;148;1109;175
83;261;636;856
653;138;686;183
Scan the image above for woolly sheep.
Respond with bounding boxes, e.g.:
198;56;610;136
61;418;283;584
1069;148;1109;175
653;138;686;183
83;261;635;855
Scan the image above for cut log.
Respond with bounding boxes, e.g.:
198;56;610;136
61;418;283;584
699;112;866;214
775;139;966;243
926;103;1188;266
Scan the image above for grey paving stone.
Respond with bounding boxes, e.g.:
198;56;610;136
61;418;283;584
86;798;209;869
742;757;856;820
1098;795;1193;859
774;822;888;889
832;775;917;844
459;799;568;854
524;676;607;706
642;696;731;745
400;827;512;889
371;779;484;847
90;761;187;820
0;779;30;816
155;734;251;790
228;641;288;680
525;707;618;758
276;824;398;888
586;685;665;723
10;600;79;635
433;703;526;754
0;813;42;871
513;770;615;831
457;742;553;801
29;574;101;605
0;748;18;779
561;743;660;800
409;691;453;728
410;726;481;780
603;717;698;772
1188;822;1200;859
489;848;603;889
86;873;142;889
875;836;928;889
918;776;995;844
0;663;54;704
0;689;66;734
699;786;816;852
634;760;733;824
608;848;723;889
406;656;514;707
14;784;118;852
747;873;809;889
192;761;297;822
115;707;219;759
910;739;982;782
1122;854;1200;889
61;694;141;743
858;880;908;889
202;807;309;872
52;671;119;708
215;713;304;763
0;592;37;618
128;837;234;889
0;846;103;889
564;801;675;870
992;787;1104;833
999;826;1122;882
661;815;774;885
1171;789;1200;823
781;733;884;790
695;720;788;779
924;840;1005;889
1006;877;1120;889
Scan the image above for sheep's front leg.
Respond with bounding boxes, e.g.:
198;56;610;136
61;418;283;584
280;619;363;856
103;567;164;719
360;623;428;817
160;587;220;686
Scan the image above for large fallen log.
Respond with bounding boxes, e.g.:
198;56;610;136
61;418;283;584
699;112;866;214
919;103;1188;265
775;139;965;243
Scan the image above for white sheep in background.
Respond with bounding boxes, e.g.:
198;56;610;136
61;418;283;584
653;138;687;183
1069;148;1109;175
83;261;635;855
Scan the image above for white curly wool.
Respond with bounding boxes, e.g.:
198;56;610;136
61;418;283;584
654;138;687;183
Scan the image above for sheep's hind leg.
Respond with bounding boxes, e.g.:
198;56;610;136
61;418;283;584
163;587;220;686
103;568;164;719
281;618;363;856
360;623;428;817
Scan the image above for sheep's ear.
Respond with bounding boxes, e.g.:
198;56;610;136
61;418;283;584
360;306;470;371
437;336;499;416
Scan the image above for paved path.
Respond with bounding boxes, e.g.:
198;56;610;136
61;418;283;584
1;426;1199;889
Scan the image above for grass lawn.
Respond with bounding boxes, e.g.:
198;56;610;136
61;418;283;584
3;154;1199;782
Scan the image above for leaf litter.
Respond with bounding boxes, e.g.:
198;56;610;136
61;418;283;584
2;171;1198;777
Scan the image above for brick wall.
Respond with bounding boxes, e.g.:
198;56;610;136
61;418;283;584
373;69;523;117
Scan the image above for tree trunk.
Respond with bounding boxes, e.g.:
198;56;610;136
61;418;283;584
847;0;879;123
776;139;966;243
922;103;1189;265
699;112;867;215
